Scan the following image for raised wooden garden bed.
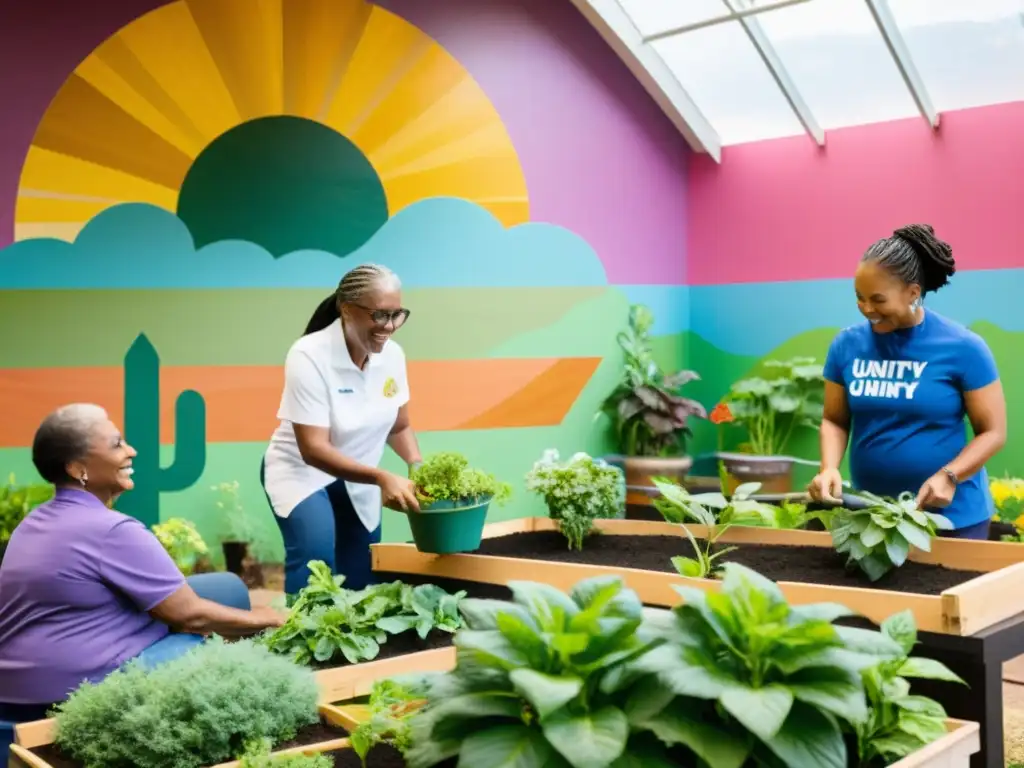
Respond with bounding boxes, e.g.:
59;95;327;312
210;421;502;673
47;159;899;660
371;517;1024;637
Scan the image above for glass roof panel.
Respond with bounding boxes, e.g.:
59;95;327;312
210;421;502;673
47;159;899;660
754;0;921;130
618;0;729;39
652;19;806;144
889;0;1024;112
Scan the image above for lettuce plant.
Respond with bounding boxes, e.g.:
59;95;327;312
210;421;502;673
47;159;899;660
855;610;965;764
411;452;512;507
404;575;667;768
350;679;423;765
632;563;904;768
830;491;953;581
53;637;320;768
260;561;465;665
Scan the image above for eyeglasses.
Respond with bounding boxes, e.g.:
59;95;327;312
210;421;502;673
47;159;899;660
351;303;411;329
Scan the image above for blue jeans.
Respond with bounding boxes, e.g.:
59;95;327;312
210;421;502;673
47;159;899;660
0;572;250;743
260;460;381;595
940;518;991;540
134;572;251;668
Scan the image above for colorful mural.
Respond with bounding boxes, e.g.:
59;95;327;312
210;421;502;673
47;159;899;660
683;100;1024;487
0;0;690;555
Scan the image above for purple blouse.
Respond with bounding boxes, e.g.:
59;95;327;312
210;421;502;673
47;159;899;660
0;488;185;704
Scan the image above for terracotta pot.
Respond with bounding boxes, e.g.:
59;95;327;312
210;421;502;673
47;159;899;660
622;455;693;515
719;453;794;495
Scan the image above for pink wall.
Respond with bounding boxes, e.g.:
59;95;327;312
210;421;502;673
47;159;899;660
687;101;1024;286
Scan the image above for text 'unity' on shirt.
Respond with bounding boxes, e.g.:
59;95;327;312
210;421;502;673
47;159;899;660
849;358;927;400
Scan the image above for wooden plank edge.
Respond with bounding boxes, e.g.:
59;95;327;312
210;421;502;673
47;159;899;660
372;544;949;634
12;720;53;750
888;719;979;767
8;744;50;768
479;517;540;539
314;646;456;704
320;703;369;732
940;559;1024;635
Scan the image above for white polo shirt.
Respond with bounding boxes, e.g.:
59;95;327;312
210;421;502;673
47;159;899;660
262;319;409;532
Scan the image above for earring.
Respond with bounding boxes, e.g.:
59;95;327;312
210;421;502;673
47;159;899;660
80;471;88;487
910;298;922;312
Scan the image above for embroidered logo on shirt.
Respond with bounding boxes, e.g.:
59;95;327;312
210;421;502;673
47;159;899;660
383;377;399;398
337;388;354;394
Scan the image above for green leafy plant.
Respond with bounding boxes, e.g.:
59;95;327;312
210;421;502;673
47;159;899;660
652;476;780;528
990;476;1024;541
404;575;669;768
259;561;465;666
151;517;209;575
633;562;904;768
237;739;332;767
717;356;825;456
0;473;54;545
598;303;706;457
525;449;625;550
411;452;511;507
350;679;423;766
855;610;965;765
213;479;257;542
829;491;953;582
52;637;320;768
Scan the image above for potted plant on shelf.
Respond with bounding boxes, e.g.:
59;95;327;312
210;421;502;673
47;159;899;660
213;480;264;586
408;452;511;554
524;449;625;550
713;355;825;494
598;303;706;509
0;474;54;566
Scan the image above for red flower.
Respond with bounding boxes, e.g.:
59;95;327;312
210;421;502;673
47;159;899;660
709;403;734;425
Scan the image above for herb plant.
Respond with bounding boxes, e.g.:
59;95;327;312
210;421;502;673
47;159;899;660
260;561;465;666
525;449;625;549
411;452;512;507
634;562;904;768
0;473;53;546
830;491;953;582
53;637;320;768
599;303;706;457
238;739;332;767
213;479;257;542
855;610;965;765
350;679;422;766
717;356;825;456
652;476;779;528
405;575;667;768
151;517;209;575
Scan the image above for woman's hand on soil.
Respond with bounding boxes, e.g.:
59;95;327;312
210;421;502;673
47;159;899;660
378;470;421;513
808;468;844;503
915;471;956;509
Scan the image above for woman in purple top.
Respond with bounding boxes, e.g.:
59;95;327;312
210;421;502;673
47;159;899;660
0;404;286;724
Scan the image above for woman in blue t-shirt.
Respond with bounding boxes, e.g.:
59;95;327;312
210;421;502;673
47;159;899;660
807;224;1006;539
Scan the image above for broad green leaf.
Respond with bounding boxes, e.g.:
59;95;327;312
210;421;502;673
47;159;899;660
896;695;946;717
457;724;557;768
720;562;786;606
640;647;730;699
870;731;926;759
833;626;903;658
896;520;932;551
859;524;885;548
607;734;678;768
858;552;895;582
897;711;948;744
455;629;529;669
460;598;538;632
787;666;868;724
720;685;794;742
635;699;750;768
763;702;846;768
884;532;911;567
543;707;629;768
897;657;965;683
672;556;706;579
623;676;676;725
569;575;623;614
509;669;583;720
926;512;955;531
787;602;855;624
732;482;761;498
376;615;418;634
428;693;525;743
495;613;550;668
880;610;917;654
508;581;580;630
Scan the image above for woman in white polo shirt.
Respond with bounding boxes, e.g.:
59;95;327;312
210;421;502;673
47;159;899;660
261;264;422;595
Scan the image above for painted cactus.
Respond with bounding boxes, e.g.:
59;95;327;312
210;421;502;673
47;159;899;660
117;334;206;527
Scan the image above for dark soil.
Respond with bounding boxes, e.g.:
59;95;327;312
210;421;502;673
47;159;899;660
31;718;347;768
329;744;457;767
473;530;983;595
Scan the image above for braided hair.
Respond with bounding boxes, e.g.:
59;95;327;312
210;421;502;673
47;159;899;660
861;224;956;296
303;264;402;335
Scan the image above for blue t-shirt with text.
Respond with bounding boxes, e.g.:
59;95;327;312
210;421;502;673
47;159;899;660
823;310;999;529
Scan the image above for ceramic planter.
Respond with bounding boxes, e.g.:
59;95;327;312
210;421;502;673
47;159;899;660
719;452;794;494
620;454;693;511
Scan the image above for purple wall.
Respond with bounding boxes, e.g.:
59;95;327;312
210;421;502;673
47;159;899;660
0;0;688;284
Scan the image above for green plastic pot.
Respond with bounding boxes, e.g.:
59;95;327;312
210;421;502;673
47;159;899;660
404;495;492;554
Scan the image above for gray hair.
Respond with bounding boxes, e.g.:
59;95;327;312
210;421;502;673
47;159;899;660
32;403;109;484
336;263;401;303
861;224;956;296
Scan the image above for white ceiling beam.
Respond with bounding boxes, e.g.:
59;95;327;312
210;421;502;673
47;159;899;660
724;0;825;146
570;0;722;162
644;0;812;44
864;0;940;128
